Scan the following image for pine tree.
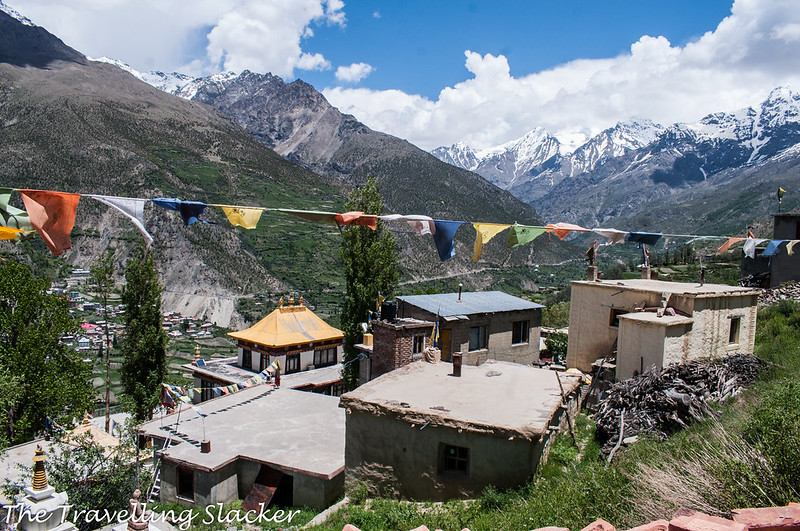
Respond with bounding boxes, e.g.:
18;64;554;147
339;176;399;389
0;260;92;445
120;250;168;422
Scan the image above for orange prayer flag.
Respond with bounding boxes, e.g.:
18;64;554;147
0;226;24;240
716;237;745;254
545;222;589;240
335;211;378;230
19;190;81;256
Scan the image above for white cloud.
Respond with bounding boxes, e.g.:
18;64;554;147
9;0;344;78
324;0;800;150
335;62;374;83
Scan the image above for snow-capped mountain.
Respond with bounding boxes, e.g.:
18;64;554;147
433;120;663;193
0;0;34;26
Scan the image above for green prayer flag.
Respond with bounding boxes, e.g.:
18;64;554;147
506;225;547;248
0;188;33;232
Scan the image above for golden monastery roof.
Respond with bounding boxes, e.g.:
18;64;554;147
228;297;343;349
65;412;120;455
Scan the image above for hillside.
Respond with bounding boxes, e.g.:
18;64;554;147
0;12;572;326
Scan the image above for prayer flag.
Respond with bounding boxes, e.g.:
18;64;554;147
432;220;463;261
627;232;662;246
19;190;81;256
762;240;785;257
506;224;547;248
716;237;745;254
0;226;24;240
218;205;263;229
743;238;768;259
586;240;596;265
379;214;435;235
335;211;377;230
376;292;386;311
279;209;338;226
152;198;210;225
471;223;511;261
787;240;800;256
545;222;589;240
0;188;33;233
87;195;153;247
592;228;628;246
778;187;786;203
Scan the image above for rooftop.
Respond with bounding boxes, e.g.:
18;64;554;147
139;385;344;478
340;360;580;441
188;358;344;388
397;291;543;319
228;297;343;349
619;312;695;327
570;278;759;297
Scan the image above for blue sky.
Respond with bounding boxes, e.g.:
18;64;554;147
301;1;734;99
7;0;800;151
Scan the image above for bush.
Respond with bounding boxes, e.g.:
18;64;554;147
543;301;570;328
544;332;569;363
744;379;800;490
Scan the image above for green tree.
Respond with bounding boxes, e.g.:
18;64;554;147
120;250;168;422
90;249;115;432
339;176;399;388
0;260;92;445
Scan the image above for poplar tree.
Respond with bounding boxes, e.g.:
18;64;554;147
339;175;399;388
120;250;168;422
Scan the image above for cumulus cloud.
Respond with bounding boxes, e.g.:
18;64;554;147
324;0;800;150
335;62;374;83
10;0;344;78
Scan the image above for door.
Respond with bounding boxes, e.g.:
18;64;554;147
439;329;451;362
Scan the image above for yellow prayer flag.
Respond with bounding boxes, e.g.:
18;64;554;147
0;226;24;240
472;223;511;261
219;206;263;229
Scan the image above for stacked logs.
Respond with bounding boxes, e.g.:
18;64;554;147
594;354;762;455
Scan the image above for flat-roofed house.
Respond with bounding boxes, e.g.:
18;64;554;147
396;291;543;365
340;360;580;500
566;278;759;380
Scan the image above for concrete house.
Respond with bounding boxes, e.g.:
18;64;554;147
340;360;580;500
138;385;345;510
566;278;759;380
396;291;544;365
741;209;800;287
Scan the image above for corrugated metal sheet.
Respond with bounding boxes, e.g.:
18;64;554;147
398;291;543;317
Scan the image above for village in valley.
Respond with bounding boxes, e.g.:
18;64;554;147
2;1;800;531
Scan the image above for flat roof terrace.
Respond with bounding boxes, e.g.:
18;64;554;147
571;278;758;297
139;386;344;479
340;360;580;441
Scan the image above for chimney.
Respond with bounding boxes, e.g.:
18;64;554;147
641;266;651;280
457;283;463;302
587;265;598;281
452;353;462;377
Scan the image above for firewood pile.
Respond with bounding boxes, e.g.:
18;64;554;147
594;354;762;455
759;281;800;306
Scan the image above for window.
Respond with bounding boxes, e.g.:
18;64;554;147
412;335;425;355
468;325;487;351
259;353;269;372
440;444;469;474
176;467;194;500
609;309;629;327
200;379;214;402
241;348;252;370
512;320;529;344
729;316;741;344
285;353;300;374
313;347;337;368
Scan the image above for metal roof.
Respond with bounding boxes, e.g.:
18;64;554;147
397;291;543;317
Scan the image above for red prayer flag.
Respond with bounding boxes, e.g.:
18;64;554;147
335;211;377;230
19;190;80;256
545;222;589;240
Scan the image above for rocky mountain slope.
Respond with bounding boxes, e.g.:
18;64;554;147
0;11;570;326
